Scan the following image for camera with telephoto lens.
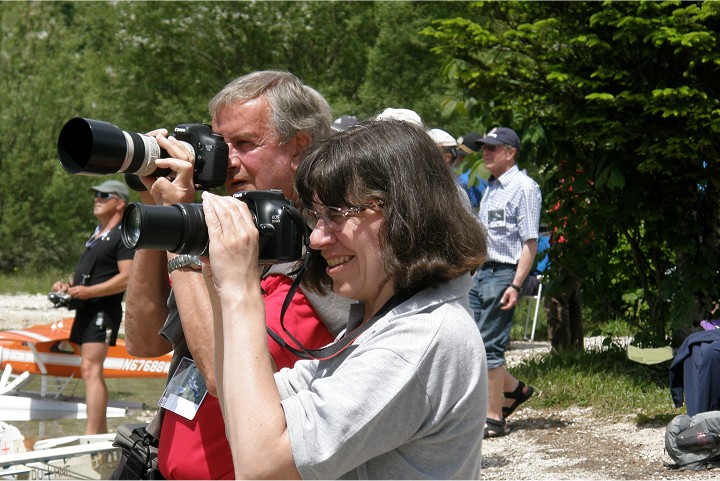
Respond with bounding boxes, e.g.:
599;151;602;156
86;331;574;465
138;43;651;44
57;117;229;189
121;190;306;264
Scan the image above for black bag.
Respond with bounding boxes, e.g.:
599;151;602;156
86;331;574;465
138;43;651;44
109;423;163;480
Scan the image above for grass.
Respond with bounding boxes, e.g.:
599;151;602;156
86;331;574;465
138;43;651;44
509;342;680;423
0;268;69;295
3;269;683;426
510;293;681;425
508;308;682;426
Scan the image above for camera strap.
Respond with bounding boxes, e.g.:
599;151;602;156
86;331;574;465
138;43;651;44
266;257;405;361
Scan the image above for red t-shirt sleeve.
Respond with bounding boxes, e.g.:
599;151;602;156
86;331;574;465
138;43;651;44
262;274;335;370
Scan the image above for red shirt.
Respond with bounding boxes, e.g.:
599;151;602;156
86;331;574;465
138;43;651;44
158;274;336;479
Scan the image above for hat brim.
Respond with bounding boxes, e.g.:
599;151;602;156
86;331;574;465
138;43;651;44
89;185;129;201
476;137;504;146
457;144;476;155
90;186;115;193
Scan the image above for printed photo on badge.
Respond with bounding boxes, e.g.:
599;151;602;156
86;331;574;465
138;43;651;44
158;357;208;420
488;209;506;228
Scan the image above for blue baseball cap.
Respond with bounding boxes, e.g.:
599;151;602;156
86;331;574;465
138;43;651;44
476;127;520;150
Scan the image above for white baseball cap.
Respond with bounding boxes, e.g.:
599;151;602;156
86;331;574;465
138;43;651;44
427;128;457;147
374;108;424;127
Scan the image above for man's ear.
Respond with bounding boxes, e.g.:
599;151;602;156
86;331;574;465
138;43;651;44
290;132;312;170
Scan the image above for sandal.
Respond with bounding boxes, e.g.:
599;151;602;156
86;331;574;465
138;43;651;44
483;417;509;439
502;381;534;418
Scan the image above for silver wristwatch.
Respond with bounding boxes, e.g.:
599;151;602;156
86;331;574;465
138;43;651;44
167;255;202;274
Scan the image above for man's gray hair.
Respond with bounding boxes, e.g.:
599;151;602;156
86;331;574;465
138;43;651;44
208;70;332;143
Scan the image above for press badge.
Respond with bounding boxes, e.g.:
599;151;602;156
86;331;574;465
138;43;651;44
487;209;506;228
158;357;208;420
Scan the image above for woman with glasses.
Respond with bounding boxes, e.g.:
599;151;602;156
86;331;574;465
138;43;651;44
200;120;489;479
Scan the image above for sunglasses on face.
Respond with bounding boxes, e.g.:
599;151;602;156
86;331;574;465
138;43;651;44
302;201;383;232
94;192;117;200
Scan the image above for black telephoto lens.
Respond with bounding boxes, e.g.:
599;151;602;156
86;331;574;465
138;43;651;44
121;203;209;256
57;117;169;177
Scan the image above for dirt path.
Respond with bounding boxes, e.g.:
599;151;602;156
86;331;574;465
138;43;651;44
480;405;718;480
0;293;717;478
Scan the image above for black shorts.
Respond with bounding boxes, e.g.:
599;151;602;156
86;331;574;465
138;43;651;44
70;303;122;346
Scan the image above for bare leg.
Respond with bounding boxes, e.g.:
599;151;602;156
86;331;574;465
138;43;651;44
487;366;507;422
80;342;109;434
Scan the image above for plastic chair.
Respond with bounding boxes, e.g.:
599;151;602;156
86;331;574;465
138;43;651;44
523;275;543;341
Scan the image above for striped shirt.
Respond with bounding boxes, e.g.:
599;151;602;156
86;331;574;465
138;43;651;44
478;165;542;264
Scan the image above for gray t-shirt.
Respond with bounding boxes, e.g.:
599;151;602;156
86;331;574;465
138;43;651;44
275;274;487;479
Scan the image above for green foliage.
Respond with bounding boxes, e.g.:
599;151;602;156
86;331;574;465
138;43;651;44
0;2;96;271
5;1;720;350
0;268;68;295
0;1;461;273
424;0;720;346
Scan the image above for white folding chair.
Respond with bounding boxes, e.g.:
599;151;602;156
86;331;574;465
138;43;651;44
523;275;543;341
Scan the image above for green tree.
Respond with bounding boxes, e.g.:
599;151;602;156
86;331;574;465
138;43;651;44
0;2;103;272
357;1;473;132
0;1;469;276
424;0;720;345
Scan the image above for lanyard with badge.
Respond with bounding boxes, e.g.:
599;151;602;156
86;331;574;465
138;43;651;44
158;357;208;420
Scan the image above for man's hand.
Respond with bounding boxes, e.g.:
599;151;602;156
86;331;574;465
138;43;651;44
68;285;93;300
500;287;520;310
134;128;197;206
148;132;197;206
51;281;69;293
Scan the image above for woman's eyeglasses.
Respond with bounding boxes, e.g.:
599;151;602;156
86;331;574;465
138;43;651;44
302;201;383;232
94;192;117;200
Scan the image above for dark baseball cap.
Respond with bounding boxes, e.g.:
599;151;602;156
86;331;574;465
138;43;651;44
476;127;521;150
457;132;482;155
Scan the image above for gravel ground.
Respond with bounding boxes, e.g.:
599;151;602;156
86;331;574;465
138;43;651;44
0;292;124;334
1;293;718;479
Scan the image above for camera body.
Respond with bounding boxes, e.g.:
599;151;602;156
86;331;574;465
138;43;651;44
57;117;229;189
121;190;305;264
47;291;83;310
171;123;229;188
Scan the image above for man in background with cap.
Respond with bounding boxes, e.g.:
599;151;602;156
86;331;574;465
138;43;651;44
51;179;134;434
428;127;474;210
468;127;542;439
456;131;488;211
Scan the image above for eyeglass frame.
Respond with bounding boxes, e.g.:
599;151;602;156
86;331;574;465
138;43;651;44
301;200;384;232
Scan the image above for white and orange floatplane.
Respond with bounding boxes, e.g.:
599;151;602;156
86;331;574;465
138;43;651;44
0;317;172;421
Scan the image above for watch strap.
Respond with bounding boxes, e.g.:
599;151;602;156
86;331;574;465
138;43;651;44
167;255;202;274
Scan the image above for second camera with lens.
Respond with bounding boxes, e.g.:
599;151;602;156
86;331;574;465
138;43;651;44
57;117;228;189
121;190;305;264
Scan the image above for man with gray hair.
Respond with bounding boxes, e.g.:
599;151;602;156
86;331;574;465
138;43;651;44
121;71;350;479
468;127;542;439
